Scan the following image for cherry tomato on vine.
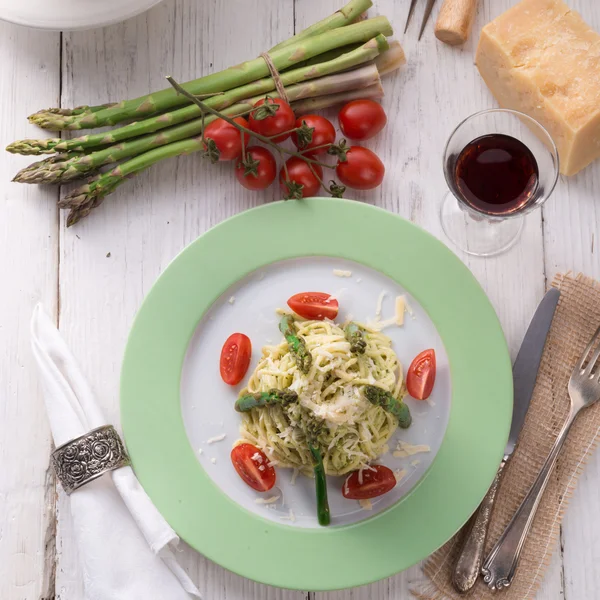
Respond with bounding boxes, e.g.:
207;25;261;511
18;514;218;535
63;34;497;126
231;444;276;491
203;116;250;161
338;99;387;141
219;333;252;385
287;292;339;320
249;98;296;142
406;349;436;400
279;157;323;198
235;146;277;191
342;465;396;499
335;146;384;190
291;114;336;156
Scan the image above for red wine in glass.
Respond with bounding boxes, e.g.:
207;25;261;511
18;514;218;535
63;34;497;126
454;133;539;216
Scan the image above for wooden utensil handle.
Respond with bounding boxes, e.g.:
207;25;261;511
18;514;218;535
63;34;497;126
435;0;478;46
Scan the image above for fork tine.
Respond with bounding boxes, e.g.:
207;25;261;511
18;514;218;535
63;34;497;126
418;0;437;40
404;0;418;33
579;325;600;372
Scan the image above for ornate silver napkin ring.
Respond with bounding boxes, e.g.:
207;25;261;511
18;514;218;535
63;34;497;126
51;425;130;495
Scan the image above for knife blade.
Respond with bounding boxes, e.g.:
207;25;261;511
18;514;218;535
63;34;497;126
452;287;560;593
506;286;560;456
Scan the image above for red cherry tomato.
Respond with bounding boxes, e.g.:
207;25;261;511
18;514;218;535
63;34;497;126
219;333;252;386
249;98;296;143
338;99;387;141
235;146;277;191
203;117;250;161
336;146;384;190
231;444;276;492
406;349;436;400
279;157;323;198
287;292;338;320
291;114;336;156
342;465;396;500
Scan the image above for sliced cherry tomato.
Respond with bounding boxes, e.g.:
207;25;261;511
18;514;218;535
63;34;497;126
203;117;250;161
338;99;387;141
287;292;338;320
342;465;396;500
406;349;436;400
249;98;296;143
336;146;385;190
219;333;252;386
291;115;336;156
279;157;323;198
231;443;276;492
235;146;277;191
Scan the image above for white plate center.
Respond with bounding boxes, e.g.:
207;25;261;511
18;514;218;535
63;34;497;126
180;257;451;528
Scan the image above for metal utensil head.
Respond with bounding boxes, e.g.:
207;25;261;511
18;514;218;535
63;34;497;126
404;0;418;33
418;0;437;40
568;325;600;410
506;288;560;456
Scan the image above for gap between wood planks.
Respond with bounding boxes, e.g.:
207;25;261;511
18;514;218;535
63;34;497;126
40;28;64;600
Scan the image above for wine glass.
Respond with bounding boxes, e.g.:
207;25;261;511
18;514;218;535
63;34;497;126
440;109;559;257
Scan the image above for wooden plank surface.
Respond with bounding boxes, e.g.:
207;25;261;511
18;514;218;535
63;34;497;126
0;22;60;600
0;0;599;598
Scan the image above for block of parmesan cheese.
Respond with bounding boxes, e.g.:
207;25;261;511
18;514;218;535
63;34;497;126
475;0;600;176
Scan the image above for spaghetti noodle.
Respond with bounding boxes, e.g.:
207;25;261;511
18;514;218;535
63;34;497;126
239;318;404;476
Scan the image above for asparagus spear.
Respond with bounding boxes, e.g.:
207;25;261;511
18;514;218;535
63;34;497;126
270;0;372;51
364;385;412;428
15;64;381;185
29;17;392;131
344;322;367;354
292;82;384;114
279;315;312;375
235;389;298;413
309;443;331;526
9;36;388;156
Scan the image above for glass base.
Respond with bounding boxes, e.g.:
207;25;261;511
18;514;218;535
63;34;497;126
440;191;524;257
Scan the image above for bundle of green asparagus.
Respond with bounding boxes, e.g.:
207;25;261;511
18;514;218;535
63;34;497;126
7;0;405;226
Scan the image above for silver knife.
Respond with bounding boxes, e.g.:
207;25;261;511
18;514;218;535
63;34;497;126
452;288;560;594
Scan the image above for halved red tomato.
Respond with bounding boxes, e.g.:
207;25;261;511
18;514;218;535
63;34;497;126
287;292;338;320
231;443;276;491
219;333;252;386
406;349;436;400
342;465;396;500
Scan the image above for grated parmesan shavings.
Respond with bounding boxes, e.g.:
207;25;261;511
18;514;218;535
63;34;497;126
210;457;217;464
255;495;280;504
394;468;408;483
228;296;235;305
375;291;387;318
395;296;406;326
206;433;226;444
359;499;373;510
333;269;352;278
393;441;431;458
290;468;299;486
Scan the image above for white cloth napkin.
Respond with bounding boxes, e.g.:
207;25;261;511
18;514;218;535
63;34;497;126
31;304;201;600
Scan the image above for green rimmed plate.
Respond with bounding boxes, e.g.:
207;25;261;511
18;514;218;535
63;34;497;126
121;198;512;591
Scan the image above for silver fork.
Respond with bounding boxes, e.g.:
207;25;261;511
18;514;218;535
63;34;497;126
482;325;600;590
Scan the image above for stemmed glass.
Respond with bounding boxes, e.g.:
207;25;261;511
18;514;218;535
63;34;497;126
440;109;559;257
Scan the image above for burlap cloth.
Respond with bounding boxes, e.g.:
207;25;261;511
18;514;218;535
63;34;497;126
416;273;600;600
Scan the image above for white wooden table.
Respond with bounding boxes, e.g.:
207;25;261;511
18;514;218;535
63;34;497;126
1;1;599;598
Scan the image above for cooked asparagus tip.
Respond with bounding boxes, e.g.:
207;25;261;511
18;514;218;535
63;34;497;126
279;314;313;374
235;389;299;413
344;322;367;354
364;385;412;428
309;444;331;526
